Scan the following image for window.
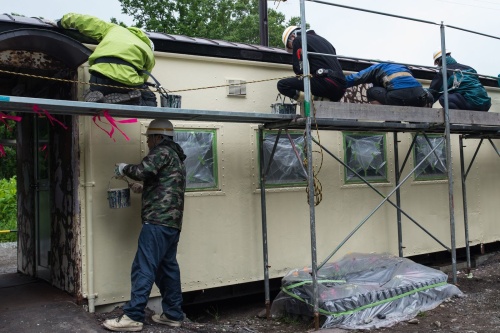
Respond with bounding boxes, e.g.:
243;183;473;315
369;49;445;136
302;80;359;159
174;129;218;191
413;134;447;180
344;132;388;183
227;79;247;96
260;131;307;187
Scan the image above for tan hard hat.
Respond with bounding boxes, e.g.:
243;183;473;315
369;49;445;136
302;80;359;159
433;50;451;64
144;119;174;136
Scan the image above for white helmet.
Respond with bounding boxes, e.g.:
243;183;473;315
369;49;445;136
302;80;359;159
282;25;299;51
145;119;174;136
433;49;451;65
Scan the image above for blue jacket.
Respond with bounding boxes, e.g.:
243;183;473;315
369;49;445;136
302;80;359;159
429;56;491;108
345;63;422;91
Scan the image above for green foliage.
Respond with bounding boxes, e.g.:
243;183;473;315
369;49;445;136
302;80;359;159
117;0;303;47
0;177;17;243
0;120;17;180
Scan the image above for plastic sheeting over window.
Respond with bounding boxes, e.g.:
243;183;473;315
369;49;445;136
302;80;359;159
175;130;217;190
270;253;463;330
345;133;387;182
414;135;447;180
262;133;307;186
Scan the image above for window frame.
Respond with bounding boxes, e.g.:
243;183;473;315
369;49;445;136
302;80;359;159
343;131;388;184
412;134;447;181
174;128;219;192
258;130;307;188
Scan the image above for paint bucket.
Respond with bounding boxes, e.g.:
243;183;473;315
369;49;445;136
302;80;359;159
161;95;182;108
271;103;297;114
107;177;131;209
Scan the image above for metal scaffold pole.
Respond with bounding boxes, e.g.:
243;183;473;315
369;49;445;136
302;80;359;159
439;23;458;284
299;0;320;330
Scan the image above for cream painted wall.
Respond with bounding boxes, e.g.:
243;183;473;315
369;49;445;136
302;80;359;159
78;53;500;307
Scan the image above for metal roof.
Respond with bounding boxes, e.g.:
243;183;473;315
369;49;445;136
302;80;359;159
0;13;498;86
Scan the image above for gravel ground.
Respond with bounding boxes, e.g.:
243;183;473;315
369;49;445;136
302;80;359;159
0;242;16;274
2;244;500;332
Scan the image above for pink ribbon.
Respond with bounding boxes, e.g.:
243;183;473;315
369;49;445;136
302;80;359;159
33;105;68;130
92;110;137;141
0;112;22;130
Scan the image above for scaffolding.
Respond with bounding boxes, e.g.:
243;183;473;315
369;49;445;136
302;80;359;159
257;0;500;329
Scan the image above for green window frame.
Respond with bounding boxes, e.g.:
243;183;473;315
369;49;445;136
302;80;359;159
174;129;218;191
259;131;307;187
343;132;388;183
413;134;447;181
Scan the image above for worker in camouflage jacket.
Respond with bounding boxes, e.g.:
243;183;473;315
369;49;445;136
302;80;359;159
107;119;187;332
49;13;157;106
345;63;433;107
429;51;491;111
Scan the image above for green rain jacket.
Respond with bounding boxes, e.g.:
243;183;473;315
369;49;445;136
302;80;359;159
60;13;155;86
429;56;491;109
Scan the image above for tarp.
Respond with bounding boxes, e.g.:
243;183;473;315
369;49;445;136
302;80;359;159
270;253;463;330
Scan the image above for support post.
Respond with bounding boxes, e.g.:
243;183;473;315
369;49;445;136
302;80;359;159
459;135;472;274
440;23;458;284
299;0;319;329
258;128;271;318
393;132;403;257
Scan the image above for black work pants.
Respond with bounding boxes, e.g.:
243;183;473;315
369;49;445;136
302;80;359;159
367;86;429;107
277;76;346;102
438;93;490;111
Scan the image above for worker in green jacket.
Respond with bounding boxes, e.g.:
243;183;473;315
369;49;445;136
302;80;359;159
50;13;156;106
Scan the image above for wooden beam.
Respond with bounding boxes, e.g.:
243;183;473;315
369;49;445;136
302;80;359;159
313;102;500;126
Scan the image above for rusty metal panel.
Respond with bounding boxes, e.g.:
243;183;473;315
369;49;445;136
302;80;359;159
0;50;65;70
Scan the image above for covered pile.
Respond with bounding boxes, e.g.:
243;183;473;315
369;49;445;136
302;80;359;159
271;253;463;330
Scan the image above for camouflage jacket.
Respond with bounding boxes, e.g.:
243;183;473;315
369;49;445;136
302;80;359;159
123;140;186;230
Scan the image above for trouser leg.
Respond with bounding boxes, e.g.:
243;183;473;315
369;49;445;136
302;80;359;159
123;224;163;322
439;93;470;110
155;227;183;321
277;77;303;99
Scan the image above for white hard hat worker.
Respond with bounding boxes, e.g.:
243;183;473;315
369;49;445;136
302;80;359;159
282;26;300;53
144;118;174;149
433;50;451;66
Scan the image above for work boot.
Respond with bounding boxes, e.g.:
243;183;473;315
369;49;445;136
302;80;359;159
102;90;141;104
294;91;305;103
151;313;182;327
84;90;104;103
313;95;330;102
102;314;143;332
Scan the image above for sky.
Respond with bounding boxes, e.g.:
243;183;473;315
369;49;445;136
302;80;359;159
4;0;500;77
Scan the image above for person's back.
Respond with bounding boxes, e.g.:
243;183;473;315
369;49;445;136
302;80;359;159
429;52;491;111
278;27;346;103
58;13;156;106
345;63;431;107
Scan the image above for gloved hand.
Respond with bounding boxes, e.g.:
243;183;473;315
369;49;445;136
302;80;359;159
40;18;58;27
129;183;143;194
114;163;128;176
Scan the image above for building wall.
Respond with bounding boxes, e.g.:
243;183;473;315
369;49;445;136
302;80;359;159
78;51;500;307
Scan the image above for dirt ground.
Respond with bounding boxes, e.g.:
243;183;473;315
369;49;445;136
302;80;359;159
2;244;500;332
94;252;500;333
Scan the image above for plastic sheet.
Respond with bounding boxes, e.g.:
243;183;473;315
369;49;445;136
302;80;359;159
270;253;463;330
345;134;386;181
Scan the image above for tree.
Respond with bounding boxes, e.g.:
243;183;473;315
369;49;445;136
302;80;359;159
117;0;303;48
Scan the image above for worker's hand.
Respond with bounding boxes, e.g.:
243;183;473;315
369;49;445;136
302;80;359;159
40;18;58;27
114;163;128;176
129;183;143;194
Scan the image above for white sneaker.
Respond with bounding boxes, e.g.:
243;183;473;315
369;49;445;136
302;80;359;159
151;313;182;327
103;314;143;332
